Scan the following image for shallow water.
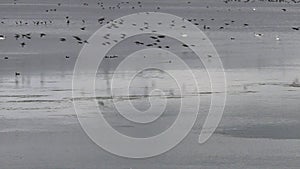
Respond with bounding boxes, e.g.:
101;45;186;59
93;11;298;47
1;0;300;168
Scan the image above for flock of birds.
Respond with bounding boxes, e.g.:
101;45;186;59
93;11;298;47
1;0;300;77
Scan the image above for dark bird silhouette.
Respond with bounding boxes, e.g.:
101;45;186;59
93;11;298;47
150;36;158;39
20;42;26;47
80;27;86;31
40;33;46;38
110;55;118;58
203;25;210;30
135;41;144;45
182;44;189;48
77;40;88;44
73;36;82;41
4;56;8;60
98;17;105;23
60;38;66;42
292;27;299;31
22;33;31;39
15;72;21;76
65;56;70;59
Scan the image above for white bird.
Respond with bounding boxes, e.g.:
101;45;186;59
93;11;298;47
275;35;280;41
181;34;188;37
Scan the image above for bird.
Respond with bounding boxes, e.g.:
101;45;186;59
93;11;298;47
275;35;280;41
98;17;105;23
254;32;263;37
40;33;46;38
182;44;189;47
203;25;210;30
0;34;5;40
20;42;26;47
60;37;66;42
292;27;299;31
150;36;158;39
65;56;70;59
80;27;86;31
4;56;8;60
120;34;126;39
21;33;31;39
181;34;188;37
72;36;82;41
15;72;21;76
134;41;144;45
157;35;165;38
